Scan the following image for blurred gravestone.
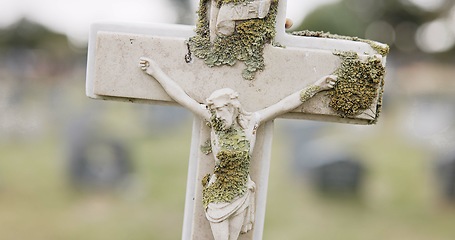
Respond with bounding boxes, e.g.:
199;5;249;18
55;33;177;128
66;108;133;190
310;157;364;194
295;140;365;195
69;137;132;190
435;152;455;202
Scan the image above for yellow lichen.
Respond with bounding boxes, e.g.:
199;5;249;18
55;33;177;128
202;115;251;208
215;0;254;7
328;51;385;123
292;30;390;56
291;30;387;123
300;85;321;103
200;139;212;155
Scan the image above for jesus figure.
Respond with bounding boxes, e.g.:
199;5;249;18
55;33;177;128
139;57;336;240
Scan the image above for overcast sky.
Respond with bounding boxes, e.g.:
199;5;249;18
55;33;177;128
0;0;338;45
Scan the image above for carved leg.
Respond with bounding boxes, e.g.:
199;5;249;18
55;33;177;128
229;210;246;240
209;220;229;240
208;209;246;240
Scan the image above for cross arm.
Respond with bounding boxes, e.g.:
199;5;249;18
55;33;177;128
87;21;386;125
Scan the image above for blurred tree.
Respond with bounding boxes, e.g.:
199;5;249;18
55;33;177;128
0;18;73;57
296;0;455;61
0;18;84;106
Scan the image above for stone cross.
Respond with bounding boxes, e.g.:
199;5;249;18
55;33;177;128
86;1;388;239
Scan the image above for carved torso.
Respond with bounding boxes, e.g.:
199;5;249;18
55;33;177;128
202;113;259;207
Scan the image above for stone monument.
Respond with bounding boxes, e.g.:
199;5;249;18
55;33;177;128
86;0;388;239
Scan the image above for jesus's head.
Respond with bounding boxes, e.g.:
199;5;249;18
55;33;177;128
206;88;241;130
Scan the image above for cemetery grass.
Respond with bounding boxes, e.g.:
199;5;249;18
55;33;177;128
1;100;455;239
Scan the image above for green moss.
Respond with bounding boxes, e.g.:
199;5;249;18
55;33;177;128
189;0;279;80
215;0;254;6
300;85;321;103
291;30;390;56
209;112;225;133
200;140;212;155
202;115;251;208
291;30;387;124
328;51;385;123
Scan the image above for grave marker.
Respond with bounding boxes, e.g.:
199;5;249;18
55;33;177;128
86;0;388;239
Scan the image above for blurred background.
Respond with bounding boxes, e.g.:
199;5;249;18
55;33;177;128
1;0;455;239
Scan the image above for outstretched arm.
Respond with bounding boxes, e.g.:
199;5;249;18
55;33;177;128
256;75;337;124
139;57;210;120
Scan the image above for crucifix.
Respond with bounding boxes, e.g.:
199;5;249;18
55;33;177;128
86;0;388;239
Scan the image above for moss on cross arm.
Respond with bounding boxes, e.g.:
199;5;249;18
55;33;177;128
189;0;279;80
291;30;390;56
328;51;386;123
291;30;388;123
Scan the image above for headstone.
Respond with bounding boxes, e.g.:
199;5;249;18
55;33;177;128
294;140;365;195
309;156;364;194
436;152;455;201
86;0;388;239
66;115;132;190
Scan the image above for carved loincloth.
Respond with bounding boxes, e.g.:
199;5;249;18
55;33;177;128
205;176;256;233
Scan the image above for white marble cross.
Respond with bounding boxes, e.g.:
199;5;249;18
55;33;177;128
86;1;387;239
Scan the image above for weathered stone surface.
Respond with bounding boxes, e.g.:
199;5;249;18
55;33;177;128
86;1;388;239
